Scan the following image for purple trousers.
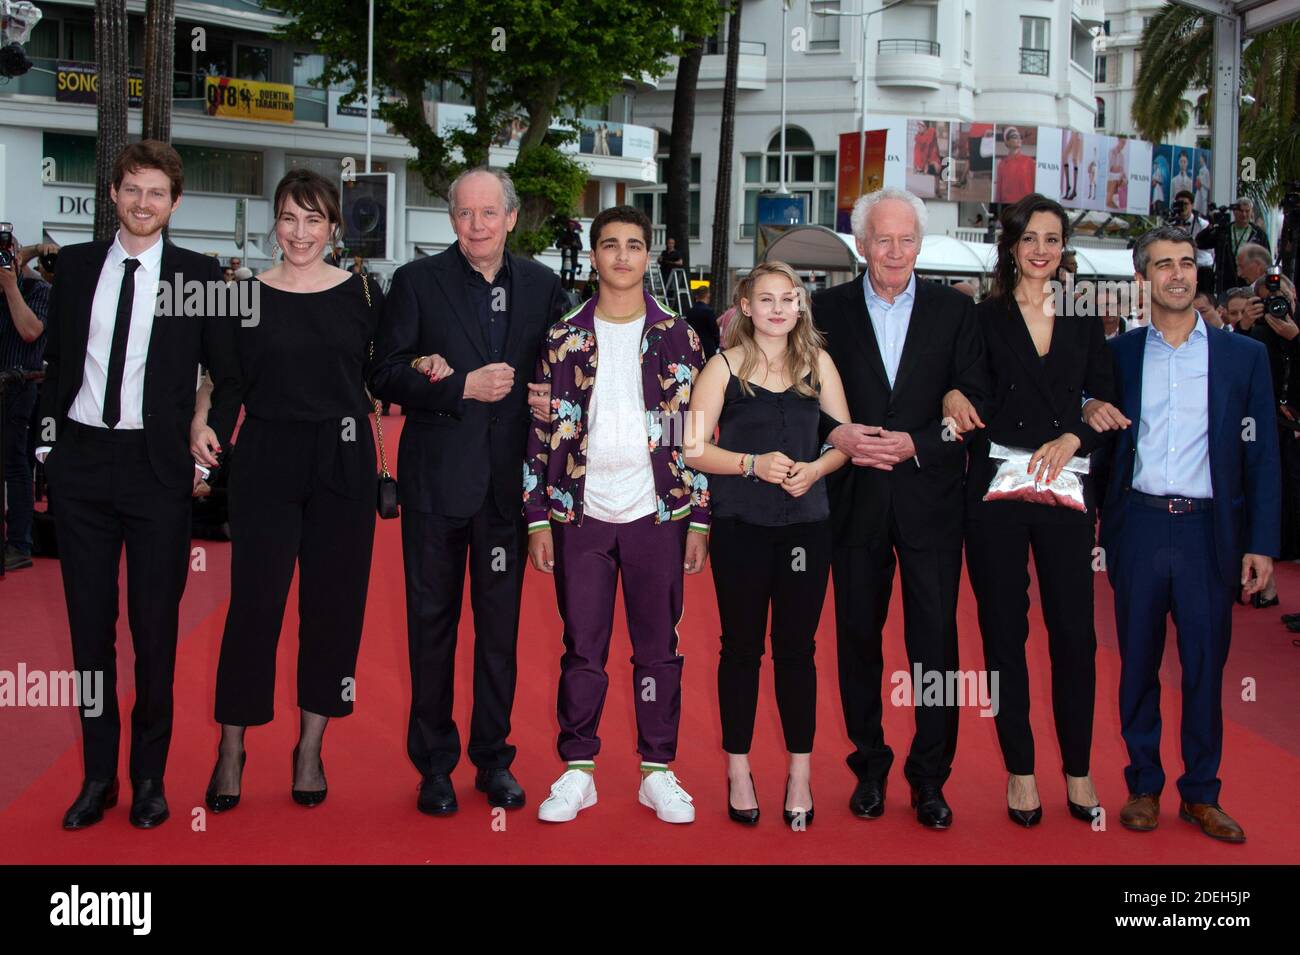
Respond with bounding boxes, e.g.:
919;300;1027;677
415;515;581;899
552;514;688;763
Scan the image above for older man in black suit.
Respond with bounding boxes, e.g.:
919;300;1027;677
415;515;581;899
370;168;567;815
813;187;989;828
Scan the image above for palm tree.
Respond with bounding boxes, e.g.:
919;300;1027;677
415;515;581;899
709;1;742;305
141;0;176;144
666;35;707;272
1135;8;1300;205
94;0;129;241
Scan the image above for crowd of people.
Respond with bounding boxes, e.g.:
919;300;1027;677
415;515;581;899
7;140;1290;848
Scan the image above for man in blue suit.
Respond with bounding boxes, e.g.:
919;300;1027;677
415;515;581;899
1084;225;1279;844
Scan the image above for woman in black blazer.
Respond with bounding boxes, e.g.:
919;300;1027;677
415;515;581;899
944;194;1118;827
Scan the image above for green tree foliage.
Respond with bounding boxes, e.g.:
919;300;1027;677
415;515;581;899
1134;7;1300;205
274;0;718;255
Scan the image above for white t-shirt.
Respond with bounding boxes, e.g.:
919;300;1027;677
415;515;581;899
583;314;657;523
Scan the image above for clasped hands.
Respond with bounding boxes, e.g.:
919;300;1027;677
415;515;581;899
827;424;916;471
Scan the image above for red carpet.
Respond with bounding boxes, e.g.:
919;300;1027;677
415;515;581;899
2;413;1299;865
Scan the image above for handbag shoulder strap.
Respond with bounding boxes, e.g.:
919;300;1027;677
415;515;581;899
359;274;391;479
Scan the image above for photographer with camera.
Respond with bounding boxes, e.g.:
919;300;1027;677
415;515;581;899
1241;270;1300;582
0;224;51;571
1200;199;1271;290
1167;190;1214;293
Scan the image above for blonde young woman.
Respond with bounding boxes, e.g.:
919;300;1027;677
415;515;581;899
685;261;851;827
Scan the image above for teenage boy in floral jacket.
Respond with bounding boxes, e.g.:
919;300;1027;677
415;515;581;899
524;205;710;824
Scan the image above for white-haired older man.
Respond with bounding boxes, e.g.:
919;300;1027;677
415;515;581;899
813;187;989;828
369;167;568;816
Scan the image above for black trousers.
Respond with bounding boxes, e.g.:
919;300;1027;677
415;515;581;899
711;517;830;754
402;498;525;776
832;512;963;788
965;505;1096;777
214;418;376;725
48;422;192;783
1279;425;1300;560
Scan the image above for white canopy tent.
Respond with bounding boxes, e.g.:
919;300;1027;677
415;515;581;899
761;225;1139;280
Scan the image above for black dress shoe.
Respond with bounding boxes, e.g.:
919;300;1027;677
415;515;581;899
205;749;246;814
849;777;886;818
129;779;170;828
417;773;458;815
62;778;119;830
727;773;759;826
291;745;327;807
910;784;953;829
783;777;814;829
1251;591;1280;609
475;768;525;808
1281;611;1300;625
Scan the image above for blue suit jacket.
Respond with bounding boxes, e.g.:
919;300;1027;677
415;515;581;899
1100;323;1281;587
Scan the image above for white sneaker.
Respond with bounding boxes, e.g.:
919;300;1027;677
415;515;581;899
638;770;695;823
537;769;597;822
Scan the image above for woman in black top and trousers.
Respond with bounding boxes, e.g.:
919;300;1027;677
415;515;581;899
686;262;852;827
193;170;381;812
944;194;1119;827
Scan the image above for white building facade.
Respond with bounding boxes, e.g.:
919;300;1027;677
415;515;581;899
631;0;1116;273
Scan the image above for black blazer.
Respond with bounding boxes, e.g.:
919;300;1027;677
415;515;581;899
812;274;989;549
964;296;1118;519
39;239;242;489
368;245;567;519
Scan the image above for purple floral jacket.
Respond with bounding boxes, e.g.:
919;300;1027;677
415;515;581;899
523;290;710;533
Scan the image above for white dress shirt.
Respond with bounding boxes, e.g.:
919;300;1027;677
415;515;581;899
70;231;165;430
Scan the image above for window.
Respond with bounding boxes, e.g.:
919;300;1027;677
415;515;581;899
1021;16;1049;50
293;53;324;88
28;15;59;61
963;11;972;63
1095;97;1106;129
236;44;272;82
628;135;702;240
65;19;93;62
43;132;95;185
1194;98;1209;127
810;2;841;52
1095;54;1107;83
175;145;263;195
740;127;837;238
407;171;447;210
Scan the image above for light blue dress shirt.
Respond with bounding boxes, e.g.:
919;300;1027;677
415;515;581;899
863;271;916;388
1132;314;1213;498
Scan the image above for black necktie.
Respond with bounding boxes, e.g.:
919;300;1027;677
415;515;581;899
102;257;141;429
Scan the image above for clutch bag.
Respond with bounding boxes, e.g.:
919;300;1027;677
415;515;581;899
983;441;1090;511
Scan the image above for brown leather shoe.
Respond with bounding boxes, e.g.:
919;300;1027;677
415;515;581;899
1120;793;1159;831
1179;801;1246;843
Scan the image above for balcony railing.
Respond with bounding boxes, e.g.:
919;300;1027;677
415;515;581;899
877;39;940;56
1020;47;1050;75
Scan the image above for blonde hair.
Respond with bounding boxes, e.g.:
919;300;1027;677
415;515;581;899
725;261;824;398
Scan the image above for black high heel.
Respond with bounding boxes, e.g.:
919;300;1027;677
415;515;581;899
727;773;759;826
1065;774;1101;823
1007;776;1042;827
291;744;327;807
783;776;814;828
204;749;246;813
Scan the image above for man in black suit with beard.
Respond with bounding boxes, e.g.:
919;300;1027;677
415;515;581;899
369;168;567;815
38;141;243;829
813;187;989;828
